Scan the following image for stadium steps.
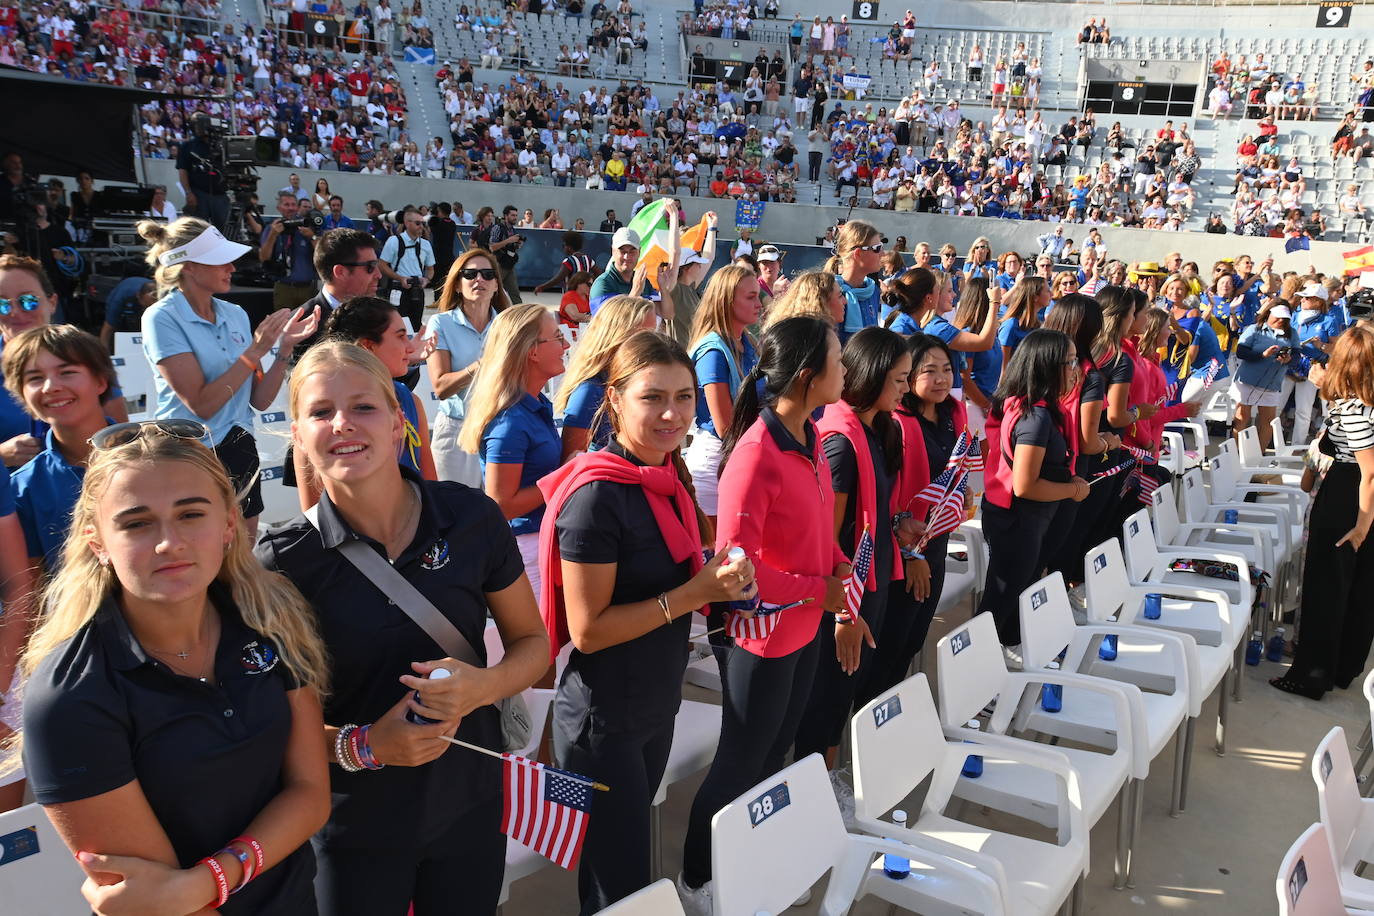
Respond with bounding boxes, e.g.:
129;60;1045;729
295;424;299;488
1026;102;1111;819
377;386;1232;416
401;60;450;151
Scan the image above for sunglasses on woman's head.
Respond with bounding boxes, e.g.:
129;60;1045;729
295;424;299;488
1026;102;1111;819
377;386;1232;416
461;268;498;280
89;419;211;451
0;293;42;316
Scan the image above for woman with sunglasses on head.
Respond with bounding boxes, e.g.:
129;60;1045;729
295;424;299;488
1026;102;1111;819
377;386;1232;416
553;295;659;462
678;317;851;912
17;424;330;915
978;329;1089;652
0;254;128;469
288;296;438;509
425;248;511;489
862;333;969;702
685;265;762;523
137;218;318;541
459;304;569;596
258;342;548;914
827;220;885;345
795;328;912;773
540;331;754;914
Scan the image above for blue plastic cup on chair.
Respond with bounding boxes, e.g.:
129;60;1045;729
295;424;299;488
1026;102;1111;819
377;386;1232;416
1098;633;1119;660
1144;593;1162;620
1224;508;1239;525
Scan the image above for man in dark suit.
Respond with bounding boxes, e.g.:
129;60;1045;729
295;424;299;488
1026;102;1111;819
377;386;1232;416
294;227;383;360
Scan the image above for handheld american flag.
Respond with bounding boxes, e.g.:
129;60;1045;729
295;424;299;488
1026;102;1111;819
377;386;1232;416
502;754;594;869
1200;358;1222;390
1091;455;1137;482
911;431;981;554
724;597;814;641
841;526;874;623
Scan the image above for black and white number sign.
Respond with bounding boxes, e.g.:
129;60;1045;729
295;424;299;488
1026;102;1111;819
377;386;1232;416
851;1;879;21
1317;1;1352;27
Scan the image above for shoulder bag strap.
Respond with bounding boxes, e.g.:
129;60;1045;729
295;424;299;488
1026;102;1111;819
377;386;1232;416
304;503;480;666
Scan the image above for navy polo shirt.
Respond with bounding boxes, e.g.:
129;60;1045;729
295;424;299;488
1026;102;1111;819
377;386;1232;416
479;393;561;536
11;429;92;566
561;374;611;450
21;583;316;914
256;470;524;849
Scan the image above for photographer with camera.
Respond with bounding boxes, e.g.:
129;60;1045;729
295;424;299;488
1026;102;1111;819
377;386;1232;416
176;112;231;232
378;206;435;332
252;191;319;311
478;204;525;305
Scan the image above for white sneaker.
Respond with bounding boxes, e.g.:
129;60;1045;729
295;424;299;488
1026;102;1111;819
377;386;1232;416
829;768;858;831
1002;643;1024;670
676;872;714;916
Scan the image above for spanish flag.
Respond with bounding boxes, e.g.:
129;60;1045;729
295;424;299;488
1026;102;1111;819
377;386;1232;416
1344;245;1374;276
628;200;712;291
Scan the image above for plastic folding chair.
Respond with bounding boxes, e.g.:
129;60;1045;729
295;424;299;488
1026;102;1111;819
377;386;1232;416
1122;507;1252;638
1271;417;1313;459
596;878;686;915
1357;671;1374;797
1084;537;1236;763
934;612;1135;888
1312;726;1374;910
0;804;88;915
1278;823;1374;916
1237;426;1306;476
711;753;975;916
1179;467;1297;569
850;673;1087;915
1017;571;1192;886
1150;479;1275;579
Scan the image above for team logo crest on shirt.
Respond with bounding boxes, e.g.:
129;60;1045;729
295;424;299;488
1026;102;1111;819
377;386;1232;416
421;538;451;571
229;329;247;346
240;640;279;675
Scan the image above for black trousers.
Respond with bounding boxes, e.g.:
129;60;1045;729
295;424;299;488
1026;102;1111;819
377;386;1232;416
1287;463;1374;691
979;499;1058;645
860;534;950;706
681;633;820;887
795;575;891;758
555;718;675;915
313;795;505;916
1046;453;1118;582
808;150;823;182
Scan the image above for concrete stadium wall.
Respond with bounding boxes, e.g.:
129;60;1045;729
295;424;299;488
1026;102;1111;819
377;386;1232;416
139;159;1353;274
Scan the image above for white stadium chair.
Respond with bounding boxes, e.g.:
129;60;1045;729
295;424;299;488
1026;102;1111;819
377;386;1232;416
595;878;685;915
0;803;88;915
1277;823;1374;916
1312;726;1374;911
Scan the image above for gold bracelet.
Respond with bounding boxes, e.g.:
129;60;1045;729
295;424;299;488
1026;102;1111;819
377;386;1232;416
655;592;672;625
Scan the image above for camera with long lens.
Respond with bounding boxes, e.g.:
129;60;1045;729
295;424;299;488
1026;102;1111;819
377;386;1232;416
1348;285;1374;321
278;210;326;232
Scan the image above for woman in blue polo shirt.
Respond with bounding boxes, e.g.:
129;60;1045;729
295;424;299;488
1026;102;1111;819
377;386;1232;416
553;295;658;461
921;270;999;405
137;218;318;539
459;304;568;596
685;265;761;521
19;427;331;915
0;254;129;469
3;325;122;571
426;248;509;489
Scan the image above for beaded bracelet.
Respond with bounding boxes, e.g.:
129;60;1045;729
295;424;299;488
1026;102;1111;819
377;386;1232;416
335;724;363;772
198;855;230;908
218;844;253;895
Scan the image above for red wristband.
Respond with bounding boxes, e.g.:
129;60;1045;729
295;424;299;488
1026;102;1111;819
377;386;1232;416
231;835;265;875
199;855;230;908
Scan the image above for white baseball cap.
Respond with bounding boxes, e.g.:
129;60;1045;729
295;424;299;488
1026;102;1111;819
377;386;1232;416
1299;282;1328;302
611;227;641;249
157;226;251;267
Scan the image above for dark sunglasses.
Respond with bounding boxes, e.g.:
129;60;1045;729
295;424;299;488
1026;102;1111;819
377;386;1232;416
341;259;379;273
0;293;42;316
461;268;498;280
90;418;211;451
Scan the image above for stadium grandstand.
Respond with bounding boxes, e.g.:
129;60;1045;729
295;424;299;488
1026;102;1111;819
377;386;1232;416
5;1;1374;915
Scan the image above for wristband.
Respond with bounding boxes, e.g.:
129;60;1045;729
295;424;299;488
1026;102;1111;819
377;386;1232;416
230;835;265;878
219;844;253;894
238;352;261;373
199;855;230;908
891;510;912;534
335;724;363;772
355;724;384;770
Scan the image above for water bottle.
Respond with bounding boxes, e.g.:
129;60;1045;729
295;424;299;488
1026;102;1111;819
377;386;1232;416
1040;660;1063;712
1143;593;1162;620
1098;633;1119;661
726;546;761;614
1224;508;1239;525
883;810;911;880
961;719;983;778
1267;627;1287;663
1246;630;1263;666
405;667;451;725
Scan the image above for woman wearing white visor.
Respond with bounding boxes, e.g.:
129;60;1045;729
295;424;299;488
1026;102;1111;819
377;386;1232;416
137;218;318;538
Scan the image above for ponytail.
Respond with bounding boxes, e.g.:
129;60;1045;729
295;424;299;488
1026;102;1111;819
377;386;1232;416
671;447;715;546
719;363;765;471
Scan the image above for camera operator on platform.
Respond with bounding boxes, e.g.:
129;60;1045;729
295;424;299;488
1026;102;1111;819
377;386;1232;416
176;112;231;231
250;191;318;311
378;206;435;332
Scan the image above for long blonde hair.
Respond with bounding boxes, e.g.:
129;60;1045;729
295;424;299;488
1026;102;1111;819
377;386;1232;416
137;216;212;292
435;247;512;313
458;304;552;453
553;295;655;414
823;219;882;274
689;264;754;353
21;435;330;692
764;270;839;328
